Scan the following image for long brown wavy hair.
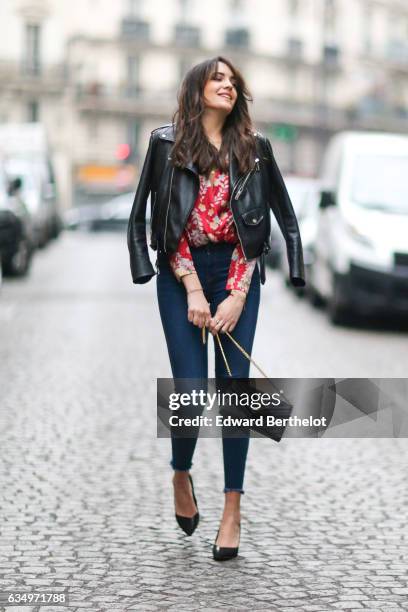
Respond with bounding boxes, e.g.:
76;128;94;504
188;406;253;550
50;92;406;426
171;56;257;178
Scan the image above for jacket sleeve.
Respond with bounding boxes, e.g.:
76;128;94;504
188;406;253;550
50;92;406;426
264;137;306;287
127;132;156;284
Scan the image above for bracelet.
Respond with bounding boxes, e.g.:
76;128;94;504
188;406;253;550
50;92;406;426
187;288;203;295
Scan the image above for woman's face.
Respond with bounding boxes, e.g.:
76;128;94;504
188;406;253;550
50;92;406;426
202;61;238;114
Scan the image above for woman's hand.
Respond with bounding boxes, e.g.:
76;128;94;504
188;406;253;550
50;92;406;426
208;293;246;336
181;272;211;329
187;290;212;329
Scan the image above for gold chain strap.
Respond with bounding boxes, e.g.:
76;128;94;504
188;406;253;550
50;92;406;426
215;333;232;376
201;326;269;378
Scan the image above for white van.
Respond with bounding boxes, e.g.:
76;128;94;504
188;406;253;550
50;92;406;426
309;131;408;324
0;123;61;247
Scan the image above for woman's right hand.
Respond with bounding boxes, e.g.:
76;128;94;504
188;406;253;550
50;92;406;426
187;290;211;329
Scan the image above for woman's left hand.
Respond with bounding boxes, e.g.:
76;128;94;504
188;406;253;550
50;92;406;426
208;293;246;335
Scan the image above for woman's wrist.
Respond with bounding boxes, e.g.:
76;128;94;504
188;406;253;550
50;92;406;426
181;271;203;293
229;289;247;302
187;287;204;295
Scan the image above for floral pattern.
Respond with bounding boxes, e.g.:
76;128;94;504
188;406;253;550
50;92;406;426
169;168;257;294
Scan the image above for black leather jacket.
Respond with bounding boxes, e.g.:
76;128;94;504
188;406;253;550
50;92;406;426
127;123;305;287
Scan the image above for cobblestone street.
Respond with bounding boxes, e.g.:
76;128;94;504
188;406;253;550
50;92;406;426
1;231;408;612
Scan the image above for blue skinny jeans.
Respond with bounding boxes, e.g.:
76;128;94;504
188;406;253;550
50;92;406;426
156;241;261;494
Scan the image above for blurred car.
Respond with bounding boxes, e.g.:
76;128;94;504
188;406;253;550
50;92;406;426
64;202;111;231
309;131;408;324
64;191;149;231
279;178;321;294
264;214;282;269
0;123;62;248
0;168;36;279
269;175;320;284
266;175;319;269
4;156;61;248
90;191;137;230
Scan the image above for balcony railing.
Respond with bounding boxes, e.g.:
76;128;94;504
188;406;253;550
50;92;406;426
0;60;68;83
254;96;408;132
74;83;408;132
76;82;146;99
74;83;175;116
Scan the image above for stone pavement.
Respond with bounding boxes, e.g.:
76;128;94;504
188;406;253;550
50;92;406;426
0;231;407;612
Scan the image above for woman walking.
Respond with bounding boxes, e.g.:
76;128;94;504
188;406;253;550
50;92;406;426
127;56;305;561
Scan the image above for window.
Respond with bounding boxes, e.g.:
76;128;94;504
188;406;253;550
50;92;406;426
225;27;249;48
351;154;408;214
27;100;39;122
287;37;303;59
174;24;200;47
24;23;41;75
229;0;246;26
324;0;336;25
288;0;300;18
126;56;141;96
323;44;340;65
179;0;193;22
323;0;337;40
128;0;143;15
230;0;243;11
127;120;140;161
363;5;373;54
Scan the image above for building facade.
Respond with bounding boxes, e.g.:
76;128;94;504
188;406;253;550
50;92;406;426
0;0;407;207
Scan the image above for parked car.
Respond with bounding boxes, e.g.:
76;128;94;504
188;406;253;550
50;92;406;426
89;191;137;230
279;178;321;295
64;203;108;231
0;123;62;247
308;131;408;324
0;166;36;278
269;175;320;283
64;192;149;231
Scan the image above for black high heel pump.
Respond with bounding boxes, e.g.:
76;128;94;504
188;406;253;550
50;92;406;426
212;522;241;561
175;473;200;536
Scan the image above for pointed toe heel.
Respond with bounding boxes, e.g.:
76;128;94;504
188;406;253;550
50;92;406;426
212;523;241;561
175;512;199;536
175;474;200;536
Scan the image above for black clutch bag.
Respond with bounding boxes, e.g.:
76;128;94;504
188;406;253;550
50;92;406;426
207;328;294;443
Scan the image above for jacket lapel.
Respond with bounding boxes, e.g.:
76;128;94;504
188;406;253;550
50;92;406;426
159;124;199;176
228;144;240;195
159;123;241;187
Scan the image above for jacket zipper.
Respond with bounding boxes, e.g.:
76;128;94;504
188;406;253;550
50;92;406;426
229;157;260;260
163;167;174;254
151;190;157;220
234;158;260;200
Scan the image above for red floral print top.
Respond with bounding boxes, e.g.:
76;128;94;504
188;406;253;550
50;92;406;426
169;168;257;294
